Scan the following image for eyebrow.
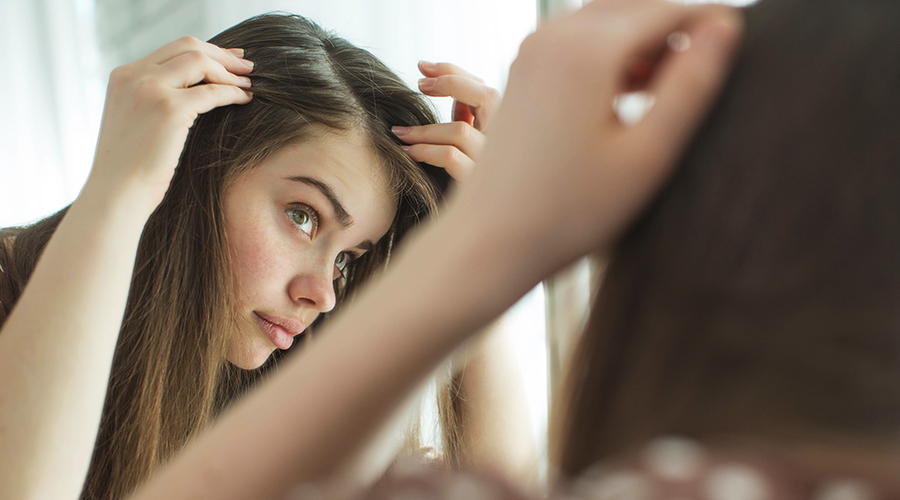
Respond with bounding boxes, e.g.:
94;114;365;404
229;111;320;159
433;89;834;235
284;175;354;229
284;175;376;253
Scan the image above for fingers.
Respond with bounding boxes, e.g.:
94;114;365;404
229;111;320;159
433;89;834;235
392;122;486;160
401;143;476;181
159;49;253;89
181;84;253;116
418;61;483;82
417;61;501;132
634;6;743;161
146;36;254;76
418;73;501;109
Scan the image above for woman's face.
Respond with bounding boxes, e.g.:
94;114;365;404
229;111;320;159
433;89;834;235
223;127;397;369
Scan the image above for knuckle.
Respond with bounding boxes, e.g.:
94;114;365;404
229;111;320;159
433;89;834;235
108;69;126;87
154;93;180;115
451;121;471;139
436;74;456;89
109;64;136;85
202;84;224;99
185;49;207;64
485;86;502;105
178;35;202;48
441;147;462;165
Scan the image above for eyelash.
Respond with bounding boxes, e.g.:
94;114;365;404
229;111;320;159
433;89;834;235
286;204;319;237
285;204;361;281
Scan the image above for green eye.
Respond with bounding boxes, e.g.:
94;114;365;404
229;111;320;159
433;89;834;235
334;251;356;281
287;207;316;236
335;252;350;271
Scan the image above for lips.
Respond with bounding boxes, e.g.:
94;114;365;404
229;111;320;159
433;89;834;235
254;312;307;350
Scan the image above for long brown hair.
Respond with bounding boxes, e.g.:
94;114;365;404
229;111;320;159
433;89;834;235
554;0;900;476
0;14;453;499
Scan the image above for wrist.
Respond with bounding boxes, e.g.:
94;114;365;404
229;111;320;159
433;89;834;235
76;174;164;225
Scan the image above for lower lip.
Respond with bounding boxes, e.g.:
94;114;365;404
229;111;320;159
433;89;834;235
254;313;294;350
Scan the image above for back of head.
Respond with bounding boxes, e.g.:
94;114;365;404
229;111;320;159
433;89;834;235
555;0;900;475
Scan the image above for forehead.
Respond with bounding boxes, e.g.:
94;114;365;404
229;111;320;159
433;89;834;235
263;127;392;193
246;127;394;202
225;126;398;240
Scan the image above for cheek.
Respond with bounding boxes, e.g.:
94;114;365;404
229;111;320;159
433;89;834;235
228;219;286;303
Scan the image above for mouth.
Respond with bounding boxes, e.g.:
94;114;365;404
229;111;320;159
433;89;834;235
254;312;307;350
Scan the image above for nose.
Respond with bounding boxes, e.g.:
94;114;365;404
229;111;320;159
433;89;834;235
286;258;337;313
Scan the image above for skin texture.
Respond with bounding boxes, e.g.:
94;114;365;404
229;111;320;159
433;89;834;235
223;128;396;369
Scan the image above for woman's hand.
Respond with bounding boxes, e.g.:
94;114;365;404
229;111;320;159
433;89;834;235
87;36;254;212
392;62;501;181
0;36;255;500
464;0;744;270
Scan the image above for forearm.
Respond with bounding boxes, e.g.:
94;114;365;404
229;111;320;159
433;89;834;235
130;186;556;500
0;181;153;499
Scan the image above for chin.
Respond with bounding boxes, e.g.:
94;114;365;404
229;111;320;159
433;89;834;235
226;342;276;370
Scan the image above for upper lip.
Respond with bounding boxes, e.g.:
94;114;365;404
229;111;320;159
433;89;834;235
255;312;307;337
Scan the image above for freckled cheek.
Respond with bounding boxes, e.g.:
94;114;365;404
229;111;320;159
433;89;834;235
229;223;292;303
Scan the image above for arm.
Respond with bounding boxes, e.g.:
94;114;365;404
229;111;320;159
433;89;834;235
0;38;253;500
131;2;742;498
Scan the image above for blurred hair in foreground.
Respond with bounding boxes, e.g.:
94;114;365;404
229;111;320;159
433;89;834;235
555;0;900;475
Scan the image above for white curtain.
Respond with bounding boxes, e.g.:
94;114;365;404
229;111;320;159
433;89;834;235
0;0;103;227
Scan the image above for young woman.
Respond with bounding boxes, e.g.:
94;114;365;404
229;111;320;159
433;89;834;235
117;0;898;497
0;13;532;500
103;0;746;499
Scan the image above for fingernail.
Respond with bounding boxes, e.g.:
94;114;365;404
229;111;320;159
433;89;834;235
815;480;876;500
240;58;254;69
419;60;435;69
238;76;252;87
642;436;705;481
227;48;245;58
705;465;770;500
392;126;411;136
400;145;411;152
418;78;436;91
